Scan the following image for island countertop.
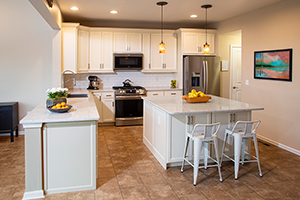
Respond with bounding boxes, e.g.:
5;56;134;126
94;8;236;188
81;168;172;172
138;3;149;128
20;91;99;124
142;95;264;115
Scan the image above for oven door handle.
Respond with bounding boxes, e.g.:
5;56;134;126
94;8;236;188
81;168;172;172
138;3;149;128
115;96;143;100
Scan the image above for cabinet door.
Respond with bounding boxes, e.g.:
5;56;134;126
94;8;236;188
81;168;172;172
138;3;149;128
128;32;142;52
93;93;102;123
78;30;90;71
90;32;102;71
102;99;115;122
150;33;163;70
101;32;113;71
199;33;215;53
143;33;151;70
114;32;127;52
163;33;177;70
183;32;199;53
62;26;78;72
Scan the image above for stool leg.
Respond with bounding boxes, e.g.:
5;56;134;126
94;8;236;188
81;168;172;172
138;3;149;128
253;134;262;177
234;134;243;179
16;126;19;137
193;138;202;186
214;137;222;182
203;142;208;170
241;138;246;165
220;132;228;165
181;136;190;172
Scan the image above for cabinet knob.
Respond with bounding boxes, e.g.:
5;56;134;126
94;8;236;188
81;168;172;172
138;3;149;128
233;86;237;89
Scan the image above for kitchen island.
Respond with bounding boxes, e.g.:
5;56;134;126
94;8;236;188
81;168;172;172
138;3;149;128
142;95;264;169
20;92;99;200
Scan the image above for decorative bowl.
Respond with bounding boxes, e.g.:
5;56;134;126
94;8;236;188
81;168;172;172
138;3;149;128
47;105;72;113
182;95;211;103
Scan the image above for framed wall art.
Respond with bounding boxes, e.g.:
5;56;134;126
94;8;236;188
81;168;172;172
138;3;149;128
254;48;292;81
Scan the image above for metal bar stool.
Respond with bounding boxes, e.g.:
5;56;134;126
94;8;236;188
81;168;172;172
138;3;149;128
220;120;262;179
181;122;222;186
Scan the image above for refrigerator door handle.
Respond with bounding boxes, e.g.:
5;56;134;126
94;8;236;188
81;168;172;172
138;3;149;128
203;61;208;94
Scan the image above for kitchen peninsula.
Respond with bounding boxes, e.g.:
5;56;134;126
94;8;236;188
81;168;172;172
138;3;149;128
143;95;264;169
20;92;99;200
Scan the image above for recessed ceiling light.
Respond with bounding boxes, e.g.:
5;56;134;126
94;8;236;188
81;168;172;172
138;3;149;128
190;14;197;18
70;7;79;11
110;10;118;14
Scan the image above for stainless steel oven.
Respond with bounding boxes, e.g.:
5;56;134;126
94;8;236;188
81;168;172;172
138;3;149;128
113;82;146;126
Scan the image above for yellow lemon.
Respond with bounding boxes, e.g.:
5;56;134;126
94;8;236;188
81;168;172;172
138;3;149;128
56;103;61;107
65;106;69;108
51;106;56;109
61;102;66;106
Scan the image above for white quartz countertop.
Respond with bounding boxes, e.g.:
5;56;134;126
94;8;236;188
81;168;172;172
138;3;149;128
145;87;182;91
20;91;99;124
142;95;264;115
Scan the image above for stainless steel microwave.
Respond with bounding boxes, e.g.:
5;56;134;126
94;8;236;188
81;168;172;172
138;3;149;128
113;53;143;70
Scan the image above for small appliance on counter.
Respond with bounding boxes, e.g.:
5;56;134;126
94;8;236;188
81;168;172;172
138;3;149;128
87;75;100;90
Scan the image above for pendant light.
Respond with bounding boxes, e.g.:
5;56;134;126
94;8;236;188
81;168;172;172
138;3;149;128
201;4;212;55
157;1;168;54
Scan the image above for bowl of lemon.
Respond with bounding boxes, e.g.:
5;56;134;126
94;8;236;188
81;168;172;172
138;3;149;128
47;102;72;113
182;89;211;103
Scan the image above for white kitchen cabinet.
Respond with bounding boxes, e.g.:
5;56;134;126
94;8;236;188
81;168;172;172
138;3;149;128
89;31;114;72
114;32;142;52
142;33;151;70
164;90;182;96
62;23;79;72
149;33;177;72
93;92;115;123
77;28;90;72
147;91;164;97
182;31;215;54
147;89;182;97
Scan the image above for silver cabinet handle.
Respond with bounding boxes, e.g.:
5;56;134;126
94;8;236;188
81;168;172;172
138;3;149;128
187;116;190;125
106;95;112;97
112;102;114;107
153;93;158;96
149;63;151;69
171;93;176;95
88;63;90;69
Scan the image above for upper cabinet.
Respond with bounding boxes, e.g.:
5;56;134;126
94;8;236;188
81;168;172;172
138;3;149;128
142;31;177;73
177;28;216;55
62;23;80;72
77;27;90;72
114;32;142;52
89;31;114;73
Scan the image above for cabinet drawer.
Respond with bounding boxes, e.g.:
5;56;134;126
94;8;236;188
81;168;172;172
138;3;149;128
147;91;164;97
102;92;115;99
164;91;182;96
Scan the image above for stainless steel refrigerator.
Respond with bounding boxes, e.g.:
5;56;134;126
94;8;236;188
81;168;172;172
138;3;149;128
183;55;220;96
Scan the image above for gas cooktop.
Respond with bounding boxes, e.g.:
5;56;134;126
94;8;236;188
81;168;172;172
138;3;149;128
112;86;146;96
112;86;145;90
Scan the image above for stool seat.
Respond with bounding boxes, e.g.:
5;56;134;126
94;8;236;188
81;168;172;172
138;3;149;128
221;120;262;179
181;122;222;186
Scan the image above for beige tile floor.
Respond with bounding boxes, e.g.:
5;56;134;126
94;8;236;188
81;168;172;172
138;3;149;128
1;125;300;199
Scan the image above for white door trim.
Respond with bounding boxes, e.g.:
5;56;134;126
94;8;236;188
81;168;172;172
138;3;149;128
229;45;242;100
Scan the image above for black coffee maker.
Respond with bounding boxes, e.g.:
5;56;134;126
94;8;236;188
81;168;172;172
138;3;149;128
87;76;100;90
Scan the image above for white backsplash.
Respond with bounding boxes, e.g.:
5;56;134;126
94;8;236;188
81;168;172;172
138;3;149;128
64;72;176;89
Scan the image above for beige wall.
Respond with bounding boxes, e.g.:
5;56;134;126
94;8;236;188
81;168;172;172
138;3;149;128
218;32;241;98
213;0;300;152
0;0;61;129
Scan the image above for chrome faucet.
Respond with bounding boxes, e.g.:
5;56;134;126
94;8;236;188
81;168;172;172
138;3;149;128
62;70;76;88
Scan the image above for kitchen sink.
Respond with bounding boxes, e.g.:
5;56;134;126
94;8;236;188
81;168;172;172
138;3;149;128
67;93;88;98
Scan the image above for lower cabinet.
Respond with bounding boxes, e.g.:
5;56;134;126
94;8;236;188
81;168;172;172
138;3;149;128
93;92;115;123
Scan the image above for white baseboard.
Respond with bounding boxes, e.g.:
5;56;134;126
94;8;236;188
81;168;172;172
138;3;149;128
22;190;44;199
257;134;300;156
0;131;25;136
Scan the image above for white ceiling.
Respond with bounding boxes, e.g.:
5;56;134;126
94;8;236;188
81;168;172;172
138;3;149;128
56;0;284;29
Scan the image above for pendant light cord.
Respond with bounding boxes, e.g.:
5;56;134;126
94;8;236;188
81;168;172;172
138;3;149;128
206;7;207;44
161;5;163;43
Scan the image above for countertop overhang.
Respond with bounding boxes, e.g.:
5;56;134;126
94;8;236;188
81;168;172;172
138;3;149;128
20;91;99;124
142;95;264;115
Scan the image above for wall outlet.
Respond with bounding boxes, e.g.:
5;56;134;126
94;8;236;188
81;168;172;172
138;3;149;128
245;80;249;85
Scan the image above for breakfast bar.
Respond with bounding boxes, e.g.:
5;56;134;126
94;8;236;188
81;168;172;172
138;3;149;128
20;92;99;200
142;95;264;169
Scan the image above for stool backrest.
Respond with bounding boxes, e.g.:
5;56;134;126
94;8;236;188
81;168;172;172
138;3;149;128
231;120;261;136
191;122;221;139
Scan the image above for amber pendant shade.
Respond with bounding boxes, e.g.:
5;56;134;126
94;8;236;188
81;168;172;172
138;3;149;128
159;42;165;54
203;43;210;55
